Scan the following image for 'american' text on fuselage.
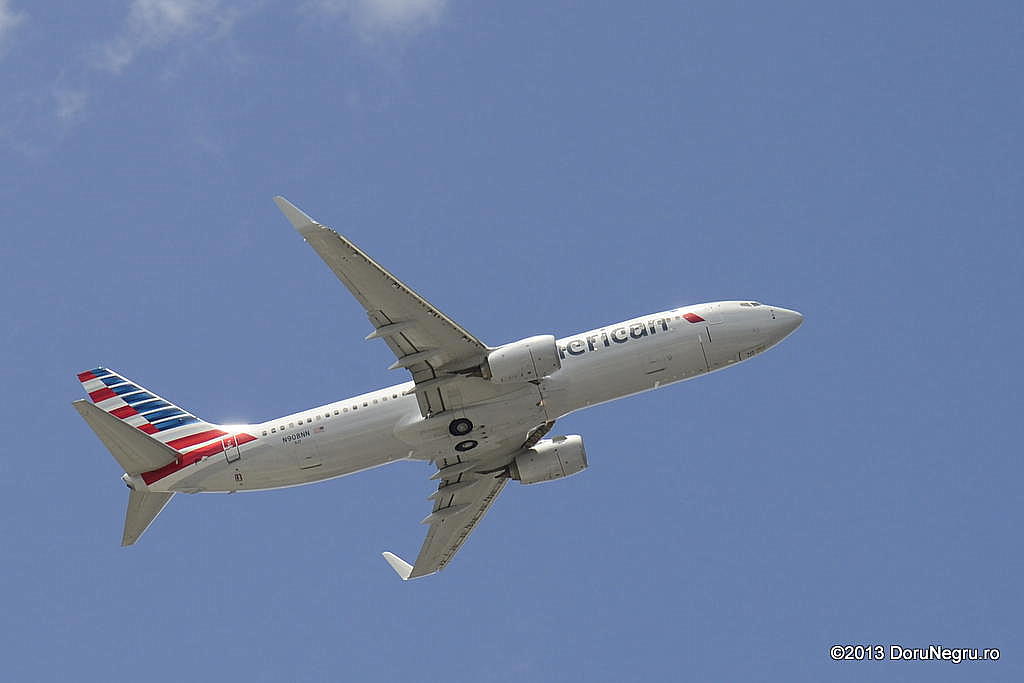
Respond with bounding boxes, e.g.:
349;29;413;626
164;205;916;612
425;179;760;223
559;317;672;358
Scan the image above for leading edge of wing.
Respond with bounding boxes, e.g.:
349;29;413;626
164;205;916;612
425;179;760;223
271;195;488;360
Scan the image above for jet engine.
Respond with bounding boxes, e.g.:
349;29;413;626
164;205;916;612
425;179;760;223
487;334;561;384
509;435;587;485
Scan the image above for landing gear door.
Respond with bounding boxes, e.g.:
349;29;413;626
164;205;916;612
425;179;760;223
222;435;241;463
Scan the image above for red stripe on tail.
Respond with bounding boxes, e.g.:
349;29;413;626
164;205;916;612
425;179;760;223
111;406;137;419
141;433;254;485
89;387;117;402
166;429;227;451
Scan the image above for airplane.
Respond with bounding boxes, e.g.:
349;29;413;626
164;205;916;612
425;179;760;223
72;197;803;580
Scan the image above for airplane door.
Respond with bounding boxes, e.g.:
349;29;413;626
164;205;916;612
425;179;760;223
697;328;712;371
222;435;241;463
697;305;724;370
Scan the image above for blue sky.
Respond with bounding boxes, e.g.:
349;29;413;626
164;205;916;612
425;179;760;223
2;2;1022;681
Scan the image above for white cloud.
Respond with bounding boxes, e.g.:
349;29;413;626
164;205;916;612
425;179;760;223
0;0;26;55
310;0;448;36
53;87;88;122
98;0;235;72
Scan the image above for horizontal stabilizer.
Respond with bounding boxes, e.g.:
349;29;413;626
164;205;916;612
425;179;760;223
382;552;413;580
72;399;178;475
123;490;174;546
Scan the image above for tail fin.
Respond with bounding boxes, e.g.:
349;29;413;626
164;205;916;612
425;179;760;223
73;367;257;481
74;367;238;546
75;367;217;441
123;490;174;546
73;366;239;461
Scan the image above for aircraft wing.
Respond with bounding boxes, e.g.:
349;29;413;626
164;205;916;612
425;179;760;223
275;196;548;578
383;467;508;580
383;421;557;580
274;196;490;417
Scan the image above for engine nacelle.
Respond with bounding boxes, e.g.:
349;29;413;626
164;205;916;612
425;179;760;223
487;334;561;384
510;435;587;485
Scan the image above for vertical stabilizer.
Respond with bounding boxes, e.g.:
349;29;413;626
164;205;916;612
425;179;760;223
74;366;259;545
75;367;220;444
123;490;174;546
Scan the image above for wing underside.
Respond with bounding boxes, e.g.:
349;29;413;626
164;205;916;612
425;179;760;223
273;197;546;579
274;196;489;417
386;469;508;580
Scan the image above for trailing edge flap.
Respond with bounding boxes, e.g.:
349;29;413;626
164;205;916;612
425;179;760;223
273;196;489;419
72;399;178;475
383;475;508;580
123;490;174;546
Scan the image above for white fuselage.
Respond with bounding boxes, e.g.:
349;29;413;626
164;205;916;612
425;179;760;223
142;301;801;494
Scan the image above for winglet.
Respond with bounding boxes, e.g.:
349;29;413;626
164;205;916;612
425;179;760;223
382;552;414;580
273;196;318;231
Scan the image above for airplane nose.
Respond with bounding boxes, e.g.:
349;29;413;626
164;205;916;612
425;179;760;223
775;308;803;336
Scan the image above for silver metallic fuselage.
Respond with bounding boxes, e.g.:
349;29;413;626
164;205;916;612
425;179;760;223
149;301;802;494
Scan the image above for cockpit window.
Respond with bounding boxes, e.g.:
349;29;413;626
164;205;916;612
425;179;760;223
740;301;762;307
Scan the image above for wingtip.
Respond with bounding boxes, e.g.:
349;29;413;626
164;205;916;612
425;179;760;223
382;551;413;580
273;195;318;231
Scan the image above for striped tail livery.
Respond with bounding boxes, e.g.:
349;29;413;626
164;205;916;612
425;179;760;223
72;367;255;545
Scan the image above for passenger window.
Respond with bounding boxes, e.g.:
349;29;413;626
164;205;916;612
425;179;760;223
288;422;294;428
352;406;357;411
343;407;348;413
306;418;312;424
373;399;378;404
269;428;275;434
363;402;368;407
382;396;387;402
392;394;398;399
